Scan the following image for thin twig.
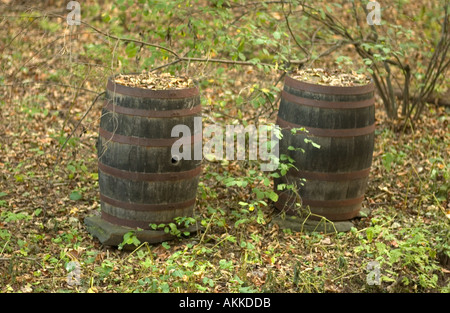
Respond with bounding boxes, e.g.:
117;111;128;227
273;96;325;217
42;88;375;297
56;91;106;160
0;81;100;94
82;20;181;60
1;12;307;71
150;58;182;72
1;11;181;59
179;56;274;68
408;3;449;122
281;0;310;58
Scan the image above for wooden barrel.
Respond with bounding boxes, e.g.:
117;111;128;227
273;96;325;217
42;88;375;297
274;75;375;221
97;76;202;229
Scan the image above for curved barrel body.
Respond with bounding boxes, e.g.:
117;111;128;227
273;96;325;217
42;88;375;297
97;77;202;229
275;75;375;221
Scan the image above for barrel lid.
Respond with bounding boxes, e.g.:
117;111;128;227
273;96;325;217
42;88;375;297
285;75;375;95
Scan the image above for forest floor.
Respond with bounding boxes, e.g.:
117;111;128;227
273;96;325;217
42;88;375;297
0;1;449;293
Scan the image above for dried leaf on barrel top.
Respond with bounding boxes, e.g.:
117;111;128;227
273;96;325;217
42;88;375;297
291;68;371;87
114;71;195;90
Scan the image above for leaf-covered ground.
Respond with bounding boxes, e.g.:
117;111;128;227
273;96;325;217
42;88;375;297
0;1;449;293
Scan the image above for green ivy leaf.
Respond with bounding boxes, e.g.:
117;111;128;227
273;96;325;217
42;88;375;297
69;191;82;201
268;192;279;202
162;242;171;249
125;42;139;58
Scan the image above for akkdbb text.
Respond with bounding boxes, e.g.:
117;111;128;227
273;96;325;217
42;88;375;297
223;297;270;308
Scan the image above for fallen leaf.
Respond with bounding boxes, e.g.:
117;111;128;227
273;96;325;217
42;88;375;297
115;71;194;90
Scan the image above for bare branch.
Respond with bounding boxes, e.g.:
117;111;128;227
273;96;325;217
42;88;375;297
57;91;106;160
281;0;310;58
0;81;100;94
